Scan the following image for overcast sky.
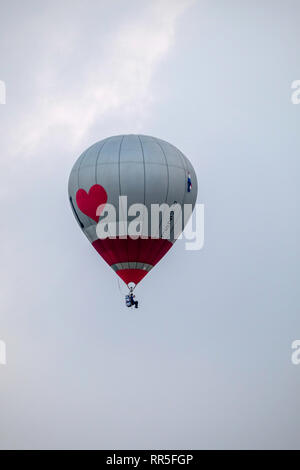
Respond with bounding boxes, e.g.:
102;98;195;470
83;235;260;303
0;0;300;449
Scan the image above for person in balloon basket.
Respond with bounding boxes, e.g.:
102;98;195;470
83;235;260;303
130;293;138;308
125;294;138;308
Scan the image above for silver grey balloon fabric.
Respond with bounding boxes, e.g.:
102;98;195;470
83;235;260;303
68;134;198;245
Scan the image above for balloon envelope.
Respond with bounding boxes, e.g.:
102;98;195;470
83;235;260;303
68;135;198;286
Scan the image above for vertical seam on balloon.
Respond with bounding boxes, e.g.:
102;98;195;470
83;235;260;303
152;139;169;240
94;138;114;264
118;136;124;199
78;145;100;228
171;147;186;242
98;136;124;273
77;149;88;187
149;141;182;266
135;135;146;270
104;136;125;272
139;138;170;270
178;149;197;236
94;137;110;183
159;143;185;245
155;140;169;204
118;135;129;280
148;139;169;265
96;137;125;272
95;137;115;242
137;135;146;206
177;149;188;206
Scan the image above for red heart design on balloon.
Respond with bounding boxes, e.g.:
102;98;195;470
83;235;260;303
76;184;107;222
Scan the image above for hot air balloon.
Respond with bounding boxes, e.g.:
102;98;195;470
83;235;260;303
68;135;197;296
